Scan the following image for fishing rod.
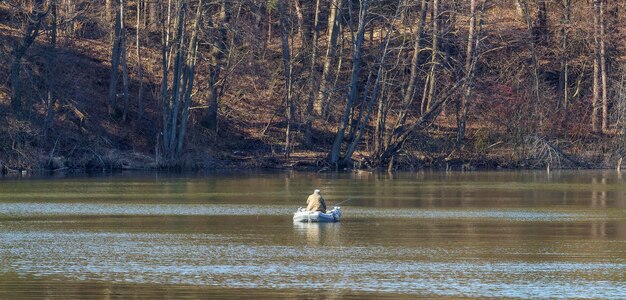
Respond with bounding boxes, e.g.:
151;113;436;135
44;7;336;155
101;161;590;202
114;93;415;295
331;197;356;207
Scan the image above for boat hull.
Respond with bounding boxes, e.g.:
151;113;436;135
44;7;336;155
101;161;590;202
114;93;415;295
293;207;341;223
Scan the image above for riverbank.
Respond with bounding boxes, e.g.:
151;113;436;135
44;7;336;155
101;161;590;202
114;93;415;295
0;138;620;175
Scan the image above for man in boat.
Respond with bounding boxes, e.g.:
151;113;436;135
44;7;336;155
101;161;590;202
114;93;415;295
306;189;327;213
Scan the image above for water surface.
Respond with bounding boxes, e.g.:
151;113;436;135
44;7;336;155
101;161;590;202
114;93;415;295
1;171;625;298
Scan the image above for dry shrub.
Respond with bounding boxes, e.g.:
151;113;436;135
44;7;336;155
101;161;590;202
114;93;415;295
519;135;579;169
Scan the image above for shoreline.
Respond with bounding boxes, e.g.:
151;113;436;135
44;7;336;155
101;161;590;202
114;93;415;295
0;150;618;176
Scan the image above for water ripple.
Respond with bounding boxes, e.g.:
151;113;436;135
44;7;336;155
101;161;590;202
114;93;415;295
1;231;624;299
0;203;595;221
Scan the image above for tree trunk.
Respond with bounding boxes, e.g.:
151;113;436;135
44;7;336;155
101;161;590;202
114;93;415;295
342;13;396;165
148;0;158;31
45;0;58;131
160;0;172;159
303;0;322;146
293;0;310;50
203;0;231;131
10;0;46;115
374;79;388;154
278;0;293;158
514;0;524;19
137;0;144;120
176;0;202;155
166;2;187;154
161;0;186;157
592;0;601;133
314;0;343;115
600;0;608;133
106;0;112;23
456;0;478;146
329;0;369;165
266;5;272;54
423;0;439;112
108;0;122;115
120;0;130;122
560;0;570;111
522;0;541;125
378;78;466;165
62;0;76;36
395;0;428;127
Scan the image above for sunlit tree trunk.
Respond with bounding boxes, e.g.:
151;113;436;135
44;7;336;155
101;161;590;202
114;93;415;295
106;0;112;23
293;0;310;50
423;0;438;112
600;0;608;133
522;0;541;125
303;0;321;146
136;0;144;120
592;0;601;132
277;0;294;157
560;0;570;111
148;0;158;31
514;0;524;18
314;0;343;115
396;0;428;127
457;0;482;146
62;0;76;36
120;0;130;121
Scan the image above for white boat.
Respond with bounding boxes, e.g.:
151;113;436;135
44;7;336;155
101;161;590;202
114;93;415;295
293;207;341;223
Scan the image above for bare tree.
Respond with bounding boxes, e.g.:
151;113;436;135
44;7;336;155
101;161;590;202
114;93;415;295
314;0;343;116
560;0;570;111
303;0;322;146
329;0;369;166
45;0;59;131
202;0;231;131
108;0;122;115
457;0;487;146
10;0;47;115
600;0;608;133
592;0;601;132
422;0;439;113
148;0;158;30
136;0;145;120
278;0;294;157
106;0;112;23
120;0;130;121
341;3;400;165
395;0;428;135
160;0;203;161
522;0;541;124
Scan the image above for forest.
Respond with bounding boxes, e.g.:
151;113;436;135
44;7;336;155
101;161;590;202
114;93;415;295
0;0;625;172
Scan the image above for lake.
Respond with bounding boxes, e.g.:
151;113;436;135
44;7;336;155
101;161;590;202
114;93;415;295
1;171;625;299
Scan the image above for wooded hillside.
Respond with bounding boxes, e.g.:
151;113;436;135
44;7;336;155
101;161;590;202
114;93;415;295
0;0;625;172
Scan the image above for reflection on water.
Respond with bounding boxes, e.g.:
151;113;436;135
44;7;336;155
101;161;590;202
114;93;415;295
1;171;626;299
293;222;342;246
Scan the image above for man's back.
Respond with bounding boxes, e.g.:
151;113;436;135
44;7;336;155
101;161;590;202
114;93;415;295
306;192;327;212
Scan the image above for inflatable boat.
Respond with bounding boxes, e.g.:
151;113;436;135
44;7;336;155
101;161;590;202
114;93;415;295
293;207;341;223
